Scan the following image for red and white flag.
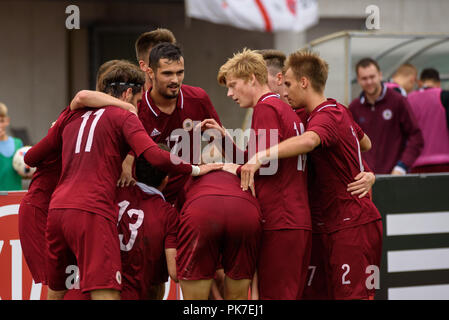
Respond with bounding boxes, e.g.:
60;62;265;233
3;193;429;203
185;0;319;33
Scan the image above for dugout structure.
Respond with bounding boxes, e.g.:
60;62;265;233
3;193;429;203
241;31;449;132
306;31;449;106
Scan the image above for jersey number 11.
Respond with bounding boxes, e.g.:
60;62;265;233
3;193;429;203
75;109;105;154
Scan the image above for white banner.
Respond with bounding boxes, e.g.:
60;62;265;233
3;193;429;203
185;0;319;33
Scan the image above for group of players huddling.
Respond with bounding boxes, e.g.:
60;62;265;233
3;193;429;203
18;28;382;300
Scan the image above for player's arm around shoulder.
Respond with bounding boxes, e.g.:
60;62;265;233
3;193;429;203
70;90;137;114
273;130;321;160
240;130;320;195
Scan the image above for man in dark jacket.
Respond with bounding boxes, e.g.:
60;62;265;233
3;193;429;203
349;58;424;175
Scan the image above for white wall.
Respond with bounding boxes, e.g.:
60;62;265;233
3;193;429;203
0;1;68;144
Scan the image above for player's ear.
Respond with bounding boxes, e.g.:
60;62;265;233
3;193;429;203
138;60;148;72
300;76;308;89
147;66;155;80
250;73;257;86
276;72;283;86
121;88;133;102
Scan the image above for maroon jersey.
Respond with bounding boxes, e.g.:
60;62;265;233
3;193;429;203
349;85;424;173
117;184;178;299
306;99;381;233
138;84;222;203
295;107;308;123
179;170;260;211
22;107;71;211
251;93;311;231
25;106;191;223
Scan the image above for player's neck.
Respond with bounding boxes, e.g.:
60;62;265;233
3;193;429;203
144;79;152;92
150;89;177;114
253;85;272;107
306;92;327;114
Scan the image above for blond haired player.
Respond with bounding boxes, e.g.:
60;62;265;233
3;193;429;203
240;50;382;300
215;49;312;300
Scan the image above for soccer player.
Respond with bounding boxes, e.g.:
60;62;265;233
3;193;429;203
135;42;223;204
135;28;176;91
408;68;449;173
63;145;180;301
349;57;423;175
256;49;288;103
117;148;179;300
24;62;221;300
240;50;381;300
216;49;312;300
18;62;141;288
176;169;262;300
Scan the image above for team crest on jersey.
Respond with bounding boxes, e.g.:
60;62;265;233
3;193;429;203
382;109;393;120
183;118;194;131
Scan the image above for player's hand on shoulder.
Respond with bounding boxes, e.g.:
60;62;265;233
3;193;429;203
222;163;240;176
347;171;375;198
240;155;262;197
197;162;224;176
117;168;136;187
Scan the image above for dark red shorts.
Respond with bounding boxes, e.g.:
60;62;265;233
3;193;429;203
302;232;331;300
18;201;48;285
257;229;312;300
325;220;383;300
46;209;122;293
176;195;262;281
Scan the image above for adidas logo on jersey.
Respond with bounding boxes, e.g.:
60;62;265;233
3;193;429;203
151;128;161;137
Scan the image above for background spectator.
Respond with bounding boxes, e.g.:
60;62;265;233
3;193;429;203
408;68;449;173
386;63;418;96
349;58;424;175
0;102;24;190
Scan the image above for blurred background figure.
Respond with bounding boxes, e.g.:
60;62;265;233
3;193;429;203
408;68;449;173
0;102;24;190
349;58;423;175
386;63;418;97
